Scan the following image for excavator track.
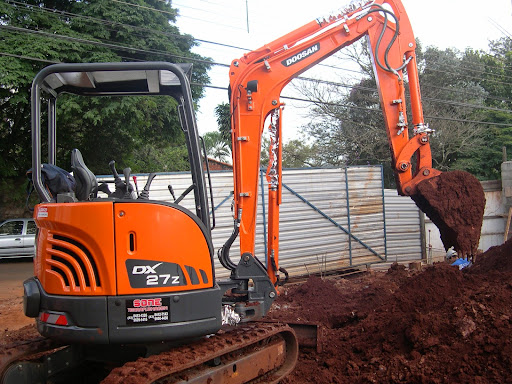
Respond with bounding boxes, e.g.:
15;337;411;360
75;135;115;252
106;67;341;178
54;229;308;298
0;323;298;384
103;322;298;384
0;326;64;383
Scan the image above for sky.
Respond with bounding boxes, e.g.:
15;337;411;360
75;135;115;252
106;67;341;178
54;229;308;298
174;0;512;142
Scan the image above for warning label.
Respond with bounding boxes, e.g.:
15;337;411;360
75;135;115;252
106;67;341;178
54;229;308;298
125;297;170;325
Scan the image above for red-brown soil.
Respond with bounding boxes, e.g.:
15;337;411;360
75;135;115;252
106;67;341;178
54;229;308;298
1;238;511;383
269;239;512;383
0;261;34;333
412;170;485;257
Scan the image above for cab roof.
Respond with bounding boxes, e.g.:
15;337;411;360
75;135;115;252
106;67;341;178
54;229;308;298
35;62;193;97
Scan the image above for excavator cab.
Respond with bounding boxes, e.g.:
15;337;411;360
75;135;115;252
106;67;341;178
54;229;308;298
24;62;223;343
24;62;277;346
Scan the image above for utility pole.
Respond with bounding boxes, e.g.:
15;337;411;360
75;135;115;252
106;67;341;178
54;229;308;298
246;0;250;33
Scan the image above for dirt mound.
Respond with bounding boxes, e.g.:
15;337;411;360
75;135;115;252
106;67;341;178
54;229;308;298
272;276;351;327
469;237;512;275
412;170;485;256
271;255;512;383
2;238;512;383
0;325;40;346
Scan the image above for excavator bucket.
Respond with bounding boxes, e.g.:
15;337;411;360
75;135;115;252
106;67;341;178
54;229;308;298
411;170;486;258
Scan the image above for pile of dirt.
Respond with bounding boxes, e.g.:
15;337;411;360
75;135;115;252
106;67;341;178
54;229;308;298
468;238;512;275
1;239;511;383
269;239;512;383
412;170;485;256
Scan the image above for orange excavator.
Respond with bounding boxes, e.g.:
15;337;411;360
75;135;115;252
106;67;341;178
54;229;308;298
0;0;484;383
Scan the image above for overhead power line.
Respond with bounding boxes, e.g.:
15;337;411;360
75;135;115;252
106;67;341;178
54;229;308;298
433;60;512;82
309;60;512;104
111;0;246;31
0;25;228;67
279;95;512;127
0;52;59;64
3;0;247;52
3;22;512;111
34;0;511;77
4;0;511;84
2;50;510;128
489;18;512;38
2;8;511;91
421;84;512;104
169;0;511;74
295;77;512;114
2;2;512;109
424;66;512;87
171;0;246;21
4;19;512;108
110;0;176;17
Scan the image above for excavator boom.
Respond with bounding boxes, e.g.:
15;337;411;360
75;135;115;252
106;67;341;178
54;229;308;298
228;0;485;278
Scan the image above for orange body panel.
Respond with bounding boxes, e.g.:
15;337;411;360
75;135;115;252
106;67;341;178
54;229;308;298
34;201;213;297
228;0;438;282
114;202;213;295
34;202;116;296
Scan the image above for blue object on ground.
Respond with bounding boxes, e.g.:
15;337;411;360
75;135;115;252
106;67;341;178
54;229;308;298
451;258;472;270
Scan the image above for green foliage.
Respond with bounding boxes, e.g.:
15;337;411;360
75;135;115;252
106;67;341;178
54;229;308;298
281;139;319;168
214;102;232;144
260;137;318;169
55;94;185;173
130;141;190;173
204;102;233;164
300;37;512;185
0;0;212;182
202;131;231;163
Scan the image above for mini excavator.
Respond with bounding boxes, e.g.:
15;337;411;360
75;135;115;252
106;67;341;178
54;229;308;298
0;0;484;383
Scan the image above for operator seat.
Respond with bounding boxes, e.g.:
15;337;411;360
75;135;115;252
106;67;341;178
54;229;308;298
71;148;98;201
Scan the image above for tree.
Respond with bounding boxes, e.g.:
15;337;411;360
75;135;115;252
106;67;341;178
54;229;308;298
198;102;233;163
0;0;211;178
214;102;231;144
212;100;319;168
260;136;319;169
296;70;399;186
202;131;231;163
297;39;511;185
281;139;319;168
417;46;488;173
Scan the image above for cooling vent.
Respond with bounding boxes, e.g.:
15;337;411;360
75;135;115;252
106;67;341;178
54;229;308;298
184;266;209;285
47;234;101;291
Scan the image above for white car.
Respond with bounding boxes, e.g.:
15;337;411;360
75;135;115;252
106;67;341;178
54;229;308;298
0;218;36;258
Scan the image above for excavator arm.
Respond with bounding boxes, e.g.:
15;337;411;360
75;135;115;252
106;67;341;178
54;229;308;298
228;0;484;284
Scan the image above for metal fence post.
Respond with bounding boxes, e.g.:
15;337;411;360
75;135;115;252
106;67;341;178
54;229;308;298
344;167;353;266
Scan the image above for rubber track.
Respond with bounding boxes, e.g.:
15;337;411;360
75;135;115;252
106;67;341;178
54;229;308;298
101;322;296;384
0;326;64;383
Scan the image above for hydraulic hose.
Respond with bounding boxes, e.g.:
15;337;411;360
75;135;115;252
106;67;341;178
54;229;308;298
366;5;410;78
218;208;241;271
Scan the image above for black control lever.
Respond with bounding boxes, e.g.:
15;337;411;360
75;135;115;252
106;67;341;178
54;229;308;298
109;160;123;186
97;183;112;197
123;167;135;199
138;173;157;200
168;185;176;201
109;160;126;199
175;184;195;205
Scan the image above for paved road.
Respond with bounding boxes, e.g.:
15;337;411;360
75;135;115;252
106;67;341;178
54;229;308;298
0;258;34;300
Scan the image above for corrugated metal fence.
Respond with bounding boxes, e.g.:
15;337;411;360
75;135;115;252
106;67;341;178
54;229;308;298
98;166;423;278
380;190;423;268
